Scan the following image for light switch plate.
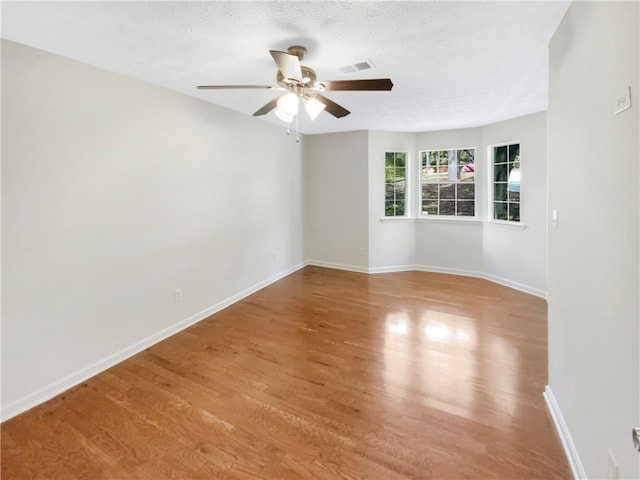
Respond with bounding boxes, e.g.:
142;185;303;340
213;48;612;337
614;86;631;114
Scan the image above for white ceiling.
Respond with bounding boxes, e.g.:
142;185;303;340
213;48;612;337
1;1;570;135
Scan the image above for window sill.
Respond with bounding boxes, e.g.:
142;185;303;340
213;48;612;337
379;216;482;225
379;217;528;230
483;220;528;230
379;217;414;223
414;216;482;225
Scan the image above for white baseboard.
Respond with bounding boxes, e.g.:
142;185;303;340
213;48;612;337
305;259;369;274
0;262;306;422
368;264;416;274
370;263;547;299
543;385;587;480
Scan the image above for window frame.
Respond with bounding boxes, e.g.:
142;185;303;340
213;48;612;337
488;141;521;224
418;147;477;219
384;151;409;218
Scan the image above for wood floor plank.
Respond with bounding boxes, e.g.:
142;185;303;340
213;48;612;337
1;267;571;479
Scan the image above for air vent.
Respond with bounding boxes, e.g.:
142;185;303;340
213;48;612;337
338;59;376;74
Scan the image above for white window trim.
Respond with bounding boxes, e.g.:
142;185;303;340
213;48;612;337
418;146;478;220
482;220;527;230
487;141;521;224
384;151;409;218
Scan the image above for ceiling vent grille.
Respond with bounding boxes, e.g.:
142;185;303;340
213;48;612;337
339;59;375;74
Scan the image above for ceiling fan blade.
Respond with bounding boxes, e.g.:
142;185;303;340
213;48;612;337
269;50;302;81
197;85;276;90
313;94;350;118
319;78;394;91
253;97;281;117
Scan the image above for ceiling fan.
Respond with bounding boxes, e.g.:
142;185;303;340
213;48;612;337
197;45;393;121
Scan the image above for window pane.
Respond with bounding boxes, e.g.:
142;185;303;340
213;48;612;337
438;151;449;167
439;200;455;216
440;184;455;199
423;184;438;200
457;183;475;200
494;163;508;182
494;182;507;201
458;149;475;165
386;200;405;217
494;202;508;220
494;146;507;164
394;167;405;181
458;165;475;182
456;201;475;217
508;203;520;222
395;153;406;168
507;164;520;193
423;201;438;215
385;152;395;168
395;188;405;203
429;151;437;167
508;144;520;164
385;190;394;203
508;190;520;202
385;200;396;216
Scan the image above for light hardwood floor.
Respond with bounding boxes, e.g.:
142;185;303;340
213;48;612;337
1;266;571;479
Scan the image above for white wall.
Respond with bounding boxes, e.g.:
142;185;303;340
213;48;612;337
367;131;416;270
303;131;369;271
548;2;639;478
1;40;304;418
305;114;548;296
482;112;548;295
413;127;485;275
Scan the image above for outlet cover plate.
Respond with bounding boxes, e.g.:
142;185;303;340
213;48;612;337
614;86;631;115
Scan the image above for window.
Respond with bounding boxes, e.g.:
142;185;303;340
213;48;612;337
420;148;475;217
385;152;407;216
492;143;520;222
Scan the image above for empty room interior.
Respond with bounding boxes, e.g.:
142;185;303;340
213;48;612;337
1;1;639;479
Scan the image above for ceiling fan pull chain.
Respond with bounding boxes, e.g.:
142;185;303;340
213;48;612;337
296;113;300;143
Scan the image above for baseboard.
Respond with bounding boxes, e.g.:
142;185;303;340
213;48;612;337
369;263;547;299
482;272;547;299
0;262;306;422
543;385;587;479
305;259;369;274
368;264;416;274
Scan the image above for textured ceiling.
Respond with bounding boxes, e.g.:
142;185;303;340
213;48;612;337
1;1;570;135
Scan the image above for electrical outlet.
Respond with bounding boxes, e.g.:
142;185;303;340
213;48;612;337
174;288;182;303
607;449;619;480
614;86;631;114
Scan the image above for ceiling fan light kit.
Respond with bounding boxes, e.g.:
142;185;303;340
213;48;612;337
197;45;393;129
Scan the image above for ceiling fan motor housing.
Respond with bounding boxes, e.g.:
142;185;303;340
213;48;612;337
277;66;319;93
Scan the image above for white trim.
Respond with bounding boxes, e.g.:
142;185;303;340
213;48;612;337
379;216;413;223
378;216;483;225
0;262;306;422
415;216;482;225
305;259;369;274
543;385;587;480
414;264;546;299
310;261;546;299
483;220;528;230
482;271;546;298
368;264;416;274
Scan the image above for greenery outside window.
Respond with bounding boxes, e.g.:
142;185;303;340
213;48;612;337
492;143;520;222
420;148;475;217
385;152;407;216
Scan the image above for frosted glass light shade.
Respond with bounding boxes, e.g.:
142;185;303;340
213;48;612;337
305;97;326;120
277;93;299;116
275;108;293;123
